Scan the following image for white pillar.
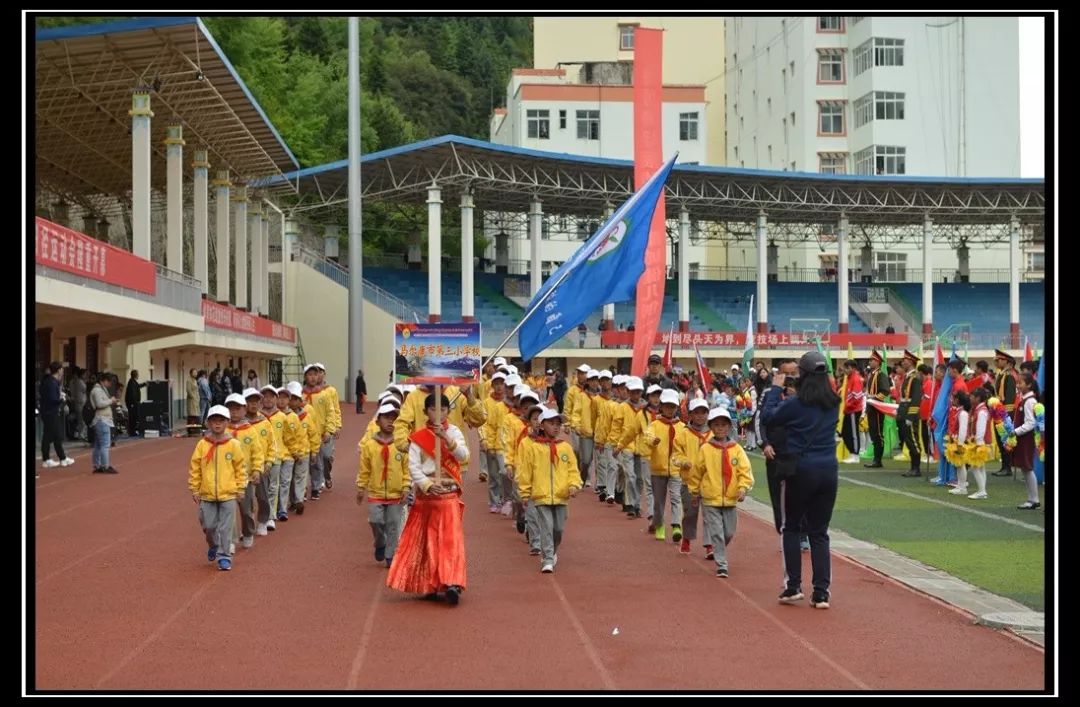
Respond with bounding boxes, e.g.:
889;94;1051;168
262;213;271;315
678;208;690;331
529;199;543;296
285;217;299;317
233;185;249;310
212;171;231;303
427;183;442;322
248;202;263;316
164;125;184;273
461;193;475;321
129;90;153;260
603;204;616;330
838;214;849;332
922;215;933;338
193;150;210;295
756;211;768;333
324;225;340;261
1009;216;1020;348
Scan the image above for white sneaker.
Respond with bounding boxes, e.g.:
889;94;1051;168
967;491;988;500
948;487;968;495
584;480;592;488
255;523;268;536
241;536;254;548
843;455;860;464
229;542;236;555
540;563;554;573
266;519;276;531
42;459;60;468
553;554;558;567
60;457;75;467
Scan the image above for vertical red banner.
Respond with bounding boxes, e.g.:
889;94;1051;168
631;27;666;376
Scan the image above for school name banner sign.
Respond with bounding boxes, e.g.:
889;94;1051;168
395;322;482;385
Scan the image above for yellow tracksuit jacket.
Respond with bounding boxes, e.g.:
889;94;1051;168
686;440;754;507
644;417;685;476
517;438;582;505
189;435;248;501
358;435;410;501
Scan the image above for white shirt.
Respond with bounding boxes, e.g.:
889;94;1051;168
408;424;469;489
956;410;970;444
1014;393;1037;437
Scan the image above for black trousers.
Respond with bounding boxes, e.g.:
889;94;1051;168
126;404;139;437
867;408;885;463
780;465;838;592
41;411;67;462
898;417;922;471
841;412;862;456
766;461;807;540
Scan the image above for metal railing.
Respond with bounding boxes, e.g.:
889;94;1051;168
37;263;202;315
295;245;421;322
885;287;920;332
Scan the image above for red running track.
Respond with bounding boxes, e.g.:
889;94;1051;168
31;408;1045;691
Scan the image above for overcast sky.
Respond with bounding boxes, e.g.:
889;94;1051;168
1018;16;1046;178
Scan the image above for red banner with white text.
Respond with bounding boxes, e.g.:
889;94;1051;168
603;330;909;349
35;217;156;294
202;299;296;343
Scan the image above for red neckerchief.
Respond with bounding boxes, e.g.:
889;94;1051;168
295;408;308;420
229;421;252;432
686;424;710;445
409;421;462;486
202;432;234;462
375;436;394;482
656;416;678;453
303;383;326;404
534;435;561;468
708;437;736;492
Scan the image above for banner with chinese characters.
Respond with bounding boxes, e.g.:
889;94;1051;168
601;330;909;349
35;217;156;294
395;322;482;385
203;300;296;343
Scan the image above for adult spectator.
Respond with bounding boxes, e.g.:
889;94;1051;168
643;354;678;390
885;324;896;335
186;368;201;425
761;351;841;609
125;370;147;437
209;371;227;406
552;371;568;413
230;368;244;397
246;368;260;390
39;362;72;468
70;366;88;442
578;322;588;349
197;370;212;422
355;369;368;413
89;373;119;473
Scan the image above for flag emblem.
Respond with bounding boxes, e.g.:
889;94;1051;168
587;220;628;263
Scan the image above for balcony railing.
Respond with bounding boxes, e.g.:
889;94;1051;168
37;262;202;315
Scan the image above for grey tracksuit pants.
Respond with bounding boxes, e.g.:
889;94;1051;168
199;500;236;559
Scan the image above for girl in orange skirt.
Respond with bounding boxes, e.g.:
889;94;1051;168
387;392;470;605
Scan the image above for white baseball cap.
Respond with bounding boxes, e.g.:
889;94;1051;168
276;386;290;395
646;384;663;395
505;374;523;387
492;371;508;381
313;362;326;371
206;405;230;420
286;381;304;398
493;356;507;367
243;387;262;399
376;404;400;417
612;374;625;386
626;377;644;391
505;365;519;375
539;408;563;423
518;388;541;403
688;399;710;412
586;370;600;379
225;393;247;407
260;384;277;393
708;407;732;422
303;364;318;374
660;389;680;406
731;364;740;370
576;363;591;372
377;391;394;401
598;370;613;379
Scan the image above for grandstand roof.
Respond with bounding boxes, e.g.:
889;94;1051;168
35;17;299;213
259;135;1044;230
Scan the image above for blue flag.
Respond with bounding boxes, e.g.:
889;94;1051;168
931;351;960;450
517;155;677;361
1037;352;1046;393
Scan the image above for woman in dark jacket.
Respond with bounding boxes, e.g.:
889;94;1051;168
760;351;840;610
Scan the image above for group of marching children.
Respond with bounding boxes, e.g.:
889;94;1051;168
188;362;341;571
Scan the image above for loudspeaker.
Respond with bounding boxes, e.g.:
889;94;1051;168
139;400;166;429
146;380;169;403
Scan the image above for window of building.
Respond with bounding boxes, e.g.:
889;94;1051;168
818;16;844;32
619;24;635;51
559;110;566;129
818;102;845;135
526;109;550;139
819;152;848;174
576;110;600;140
689;262;700;280
1026;250;1044;272
853;38;905;76
875;91;905;120
817;50;844;82
874;252;907;281
679;112;699;141
853;93;872;128
854;145;906;175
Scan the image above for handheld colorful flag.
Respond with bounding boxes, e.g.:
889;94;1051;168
1024;337;1034;363
516;154;678;361
741;295;755;377
662;322;674;371
693;343;713;396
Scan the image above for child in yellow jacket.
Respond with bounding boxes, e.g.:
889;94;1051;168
275;386;302;523
245;388;278;540
287;382;320;516
357;405;411;567
686;408;754;578
517;409;581;573
671;398;713;555
479;372;510;513
189;405;247;571
644;389;686;541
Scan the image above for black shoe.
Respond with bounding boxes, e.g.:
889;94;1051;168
445;586;461;606
625;508;636;518
778;587;804;603
1017;501;1041;510
516;519;526;534
863;462;883;468
715;568;729;579
92;467;105;474
597;489;607;502
374;545;386;562
310;490;321;500
992;469;1012;477
810;589;831;609
614;490;624;505
634;507;643;518
295;501;305;515
103;466;118;474
325;478;334;490
421;592;440;601
901;470;921;477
